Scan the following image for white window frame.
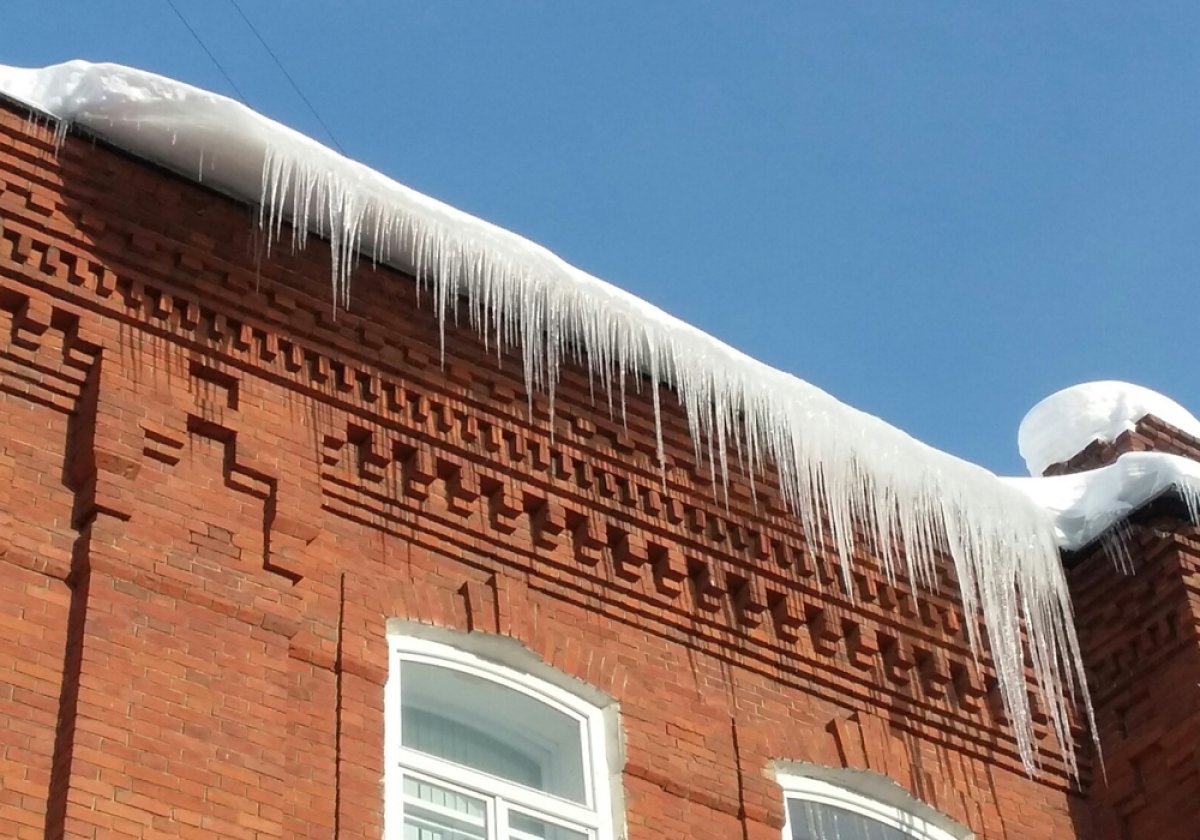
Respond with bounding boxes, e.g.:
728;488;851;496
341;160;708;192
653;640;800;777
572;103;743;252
779;774;968;840
386;634;617;840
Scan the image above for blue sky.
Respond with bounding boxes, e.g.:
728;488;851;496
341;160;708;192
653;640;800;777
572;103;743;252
5;2;1198;474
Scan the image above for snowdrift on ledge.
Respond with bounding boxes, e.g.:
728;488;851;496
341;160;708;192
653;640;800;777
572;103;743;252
0;60;1091;774
1008;381;1200;570
1006;452;1200;551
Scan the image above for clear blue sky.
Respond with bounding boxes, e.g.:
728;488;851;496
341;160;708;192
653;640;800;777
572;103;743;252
6;2;1198;475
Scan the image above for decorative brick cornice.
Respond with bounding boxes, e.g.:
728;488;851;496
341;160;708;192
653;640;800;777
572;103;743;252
0;106;1082;784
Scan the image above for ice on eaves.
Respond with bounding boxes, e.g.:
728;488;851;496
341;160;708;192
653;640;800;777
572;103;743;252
13;60;1198;778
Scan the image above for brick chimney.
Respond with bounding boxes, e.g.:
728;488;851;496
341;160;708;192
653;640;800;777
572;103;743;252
1055;409;1200;839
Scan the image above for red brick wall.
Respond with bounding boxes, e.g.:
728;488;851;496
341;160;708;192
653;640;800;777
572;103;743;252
0;100;1091;838
1049;417;1200;840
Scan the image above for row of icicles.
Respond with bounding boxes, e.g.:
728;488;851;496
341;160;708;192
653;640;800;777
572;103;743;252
26;103;1103;778
254;146;1096;777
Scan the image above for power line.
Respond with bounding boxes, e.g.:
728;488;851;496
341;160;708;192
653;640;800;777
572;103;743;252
162;0;250;105
163;0;346;155
226;0;346;154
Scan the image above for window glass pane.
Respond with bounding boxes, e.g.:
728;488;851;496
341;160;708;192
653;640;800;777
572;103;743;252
403;777;488;840
508;811;589;840
788;799;918;840
401;660;588;803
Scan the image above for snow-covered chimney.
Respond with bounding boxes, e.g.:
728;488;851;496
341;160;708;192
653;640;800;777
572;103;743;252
1019;381;1200;477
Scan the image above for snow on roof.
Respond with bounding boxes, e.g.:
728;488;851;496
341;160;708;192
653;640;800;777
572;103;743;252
1019;381;1200;477
1009;381;1200;558
1005;452;1200;551
0;60;1119;774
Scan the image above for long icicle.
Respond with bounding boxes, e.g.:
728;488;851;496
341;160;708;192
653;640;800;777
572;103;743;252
0;59;1094;777
256;154;1093;777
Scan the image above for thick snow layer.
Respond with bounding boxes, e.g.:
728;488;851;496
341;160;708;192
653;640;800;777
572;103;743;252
0;60;1094;774
1020;381;1200;476
1005;452;1200;551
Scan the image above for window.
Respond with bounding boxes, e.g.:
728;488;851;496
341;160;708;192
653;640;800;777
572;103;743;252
386;633;617;840
779;773;967;840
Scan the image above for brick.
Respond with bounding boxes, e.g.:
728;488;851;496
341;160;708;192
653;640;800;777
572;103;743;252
1;94;1184;840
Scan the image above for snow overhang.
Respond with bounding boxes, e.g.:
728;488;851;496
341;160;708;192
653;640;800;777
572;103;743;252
21;61;1200;777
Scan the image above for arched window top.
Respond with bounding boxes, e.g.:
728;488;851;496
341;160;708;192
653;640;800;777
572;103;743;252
778;770;971;840
386;630;619;840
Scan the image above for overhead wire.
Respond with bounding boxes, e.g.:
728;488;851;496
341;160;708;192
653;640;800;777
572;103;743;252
162;0;250;105
225;0;346;153
163;0;345;155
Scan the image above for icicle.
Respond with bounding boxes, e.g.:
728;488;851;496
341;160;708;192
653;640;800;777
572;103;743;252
0;60;1101;778
23;111;67;157
51;116;68;153
1179;479;1200;524
1099;522;1136;575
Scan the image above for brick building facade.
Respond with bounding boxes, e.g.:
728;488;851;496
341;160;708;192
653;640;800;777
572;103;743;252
1;90;1197;839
